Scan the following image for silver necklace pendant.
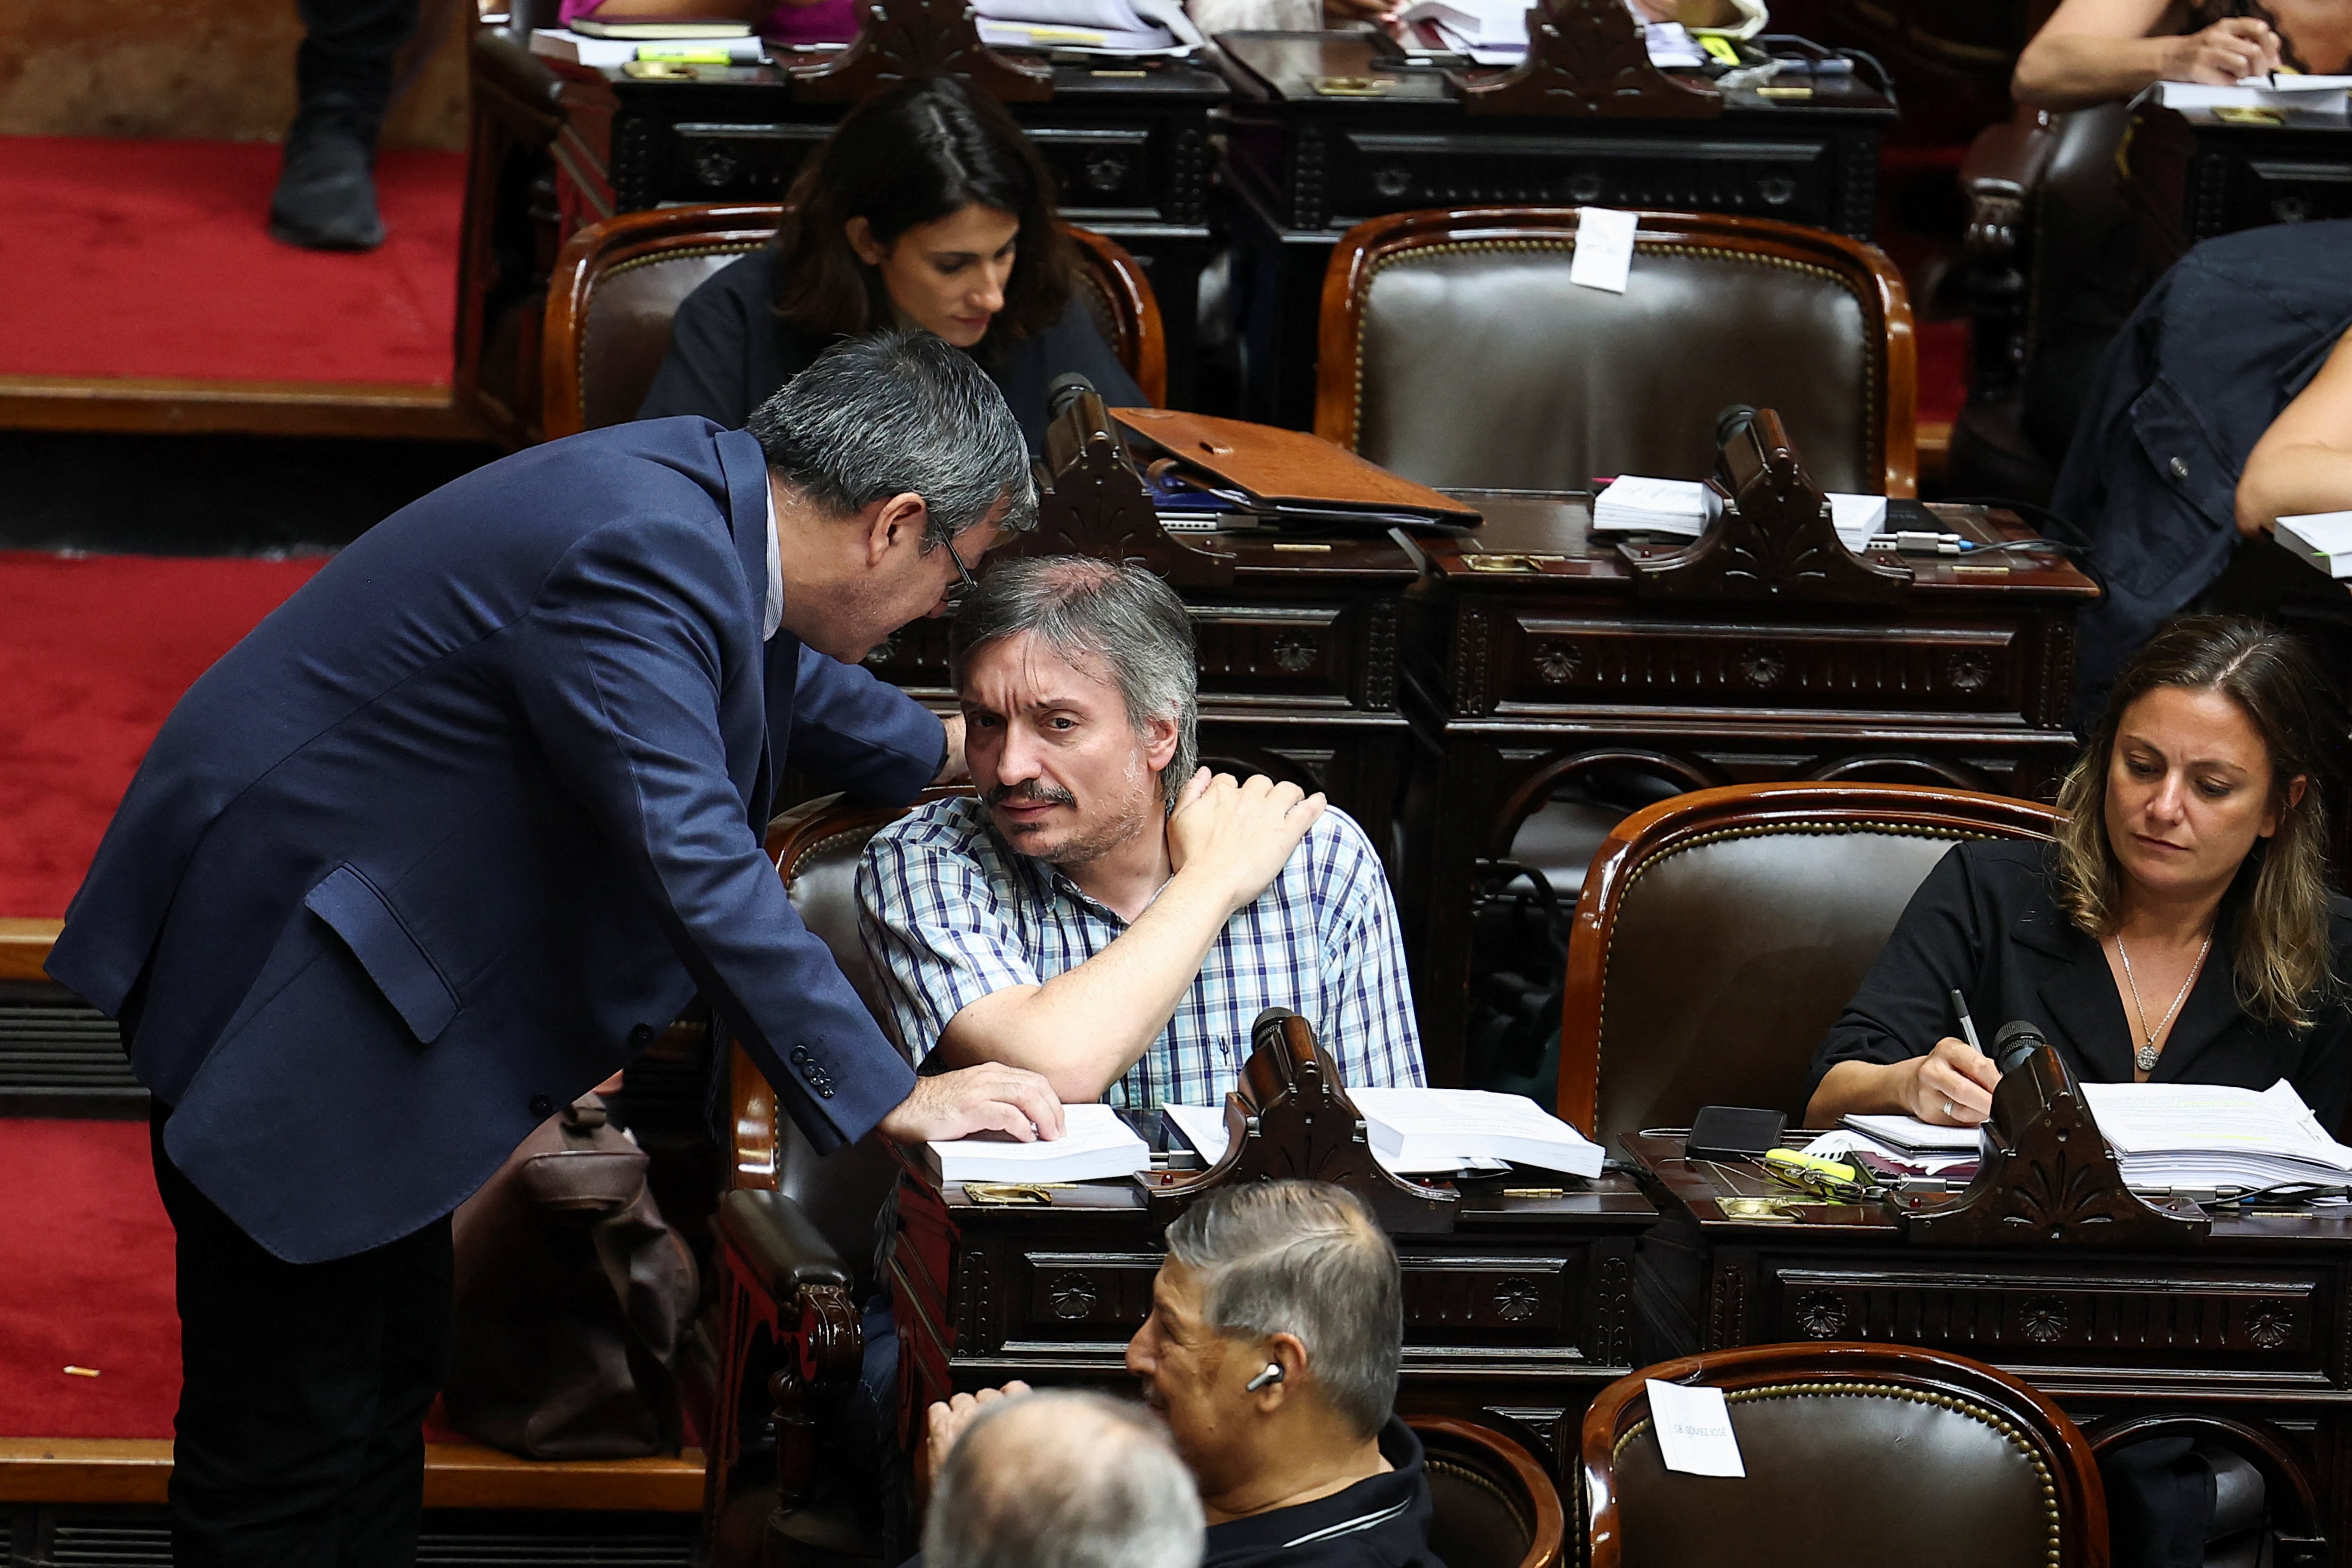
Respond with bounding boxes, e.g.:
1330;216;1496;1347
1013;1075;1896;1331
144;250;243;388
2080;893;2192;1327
2135;1043;2161;1073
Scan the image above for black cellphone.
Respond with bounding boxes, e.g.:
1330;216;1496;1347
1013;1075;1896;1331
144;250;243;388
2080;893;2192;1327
1686;1106;1789;1161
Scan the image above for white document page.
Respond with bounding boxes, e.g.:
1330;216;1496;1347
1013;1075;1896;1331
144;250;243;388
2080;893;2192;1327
1646;1380;1746;1477
1837;1113;1984;1153
1350;1087;1605;1177
1570;206;1638;293
1161;1102;1511;1177
2079;1081;2352;1165
926;1102;1149;1180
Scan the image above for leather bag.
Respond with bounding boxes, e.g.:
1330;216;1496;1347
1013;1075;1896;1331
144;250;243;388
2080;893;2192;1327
445;1093;699;1459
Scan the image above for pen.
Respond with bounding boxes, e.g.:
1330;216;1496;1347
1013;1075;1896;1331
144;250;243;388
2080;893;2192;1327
1951;989;1985;1055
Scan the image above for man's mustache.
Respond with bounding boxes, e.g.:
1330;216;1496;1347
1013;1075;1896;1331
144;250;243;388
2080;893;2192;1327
988;782;1077;808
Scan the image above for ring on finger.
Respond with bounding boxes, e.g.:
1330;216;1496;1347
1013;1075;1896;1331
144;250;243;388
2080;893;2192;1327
1943;1101;1955;1117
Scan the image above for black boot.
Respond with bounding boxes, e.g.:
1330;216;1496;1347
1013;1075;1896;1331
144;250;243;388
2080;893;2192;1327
270;101;386;251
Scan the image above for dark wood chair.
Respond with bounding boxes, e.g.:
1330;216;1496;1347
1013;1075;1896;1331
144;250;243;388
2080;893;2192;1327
542;205;1166;440
1414;1416;1566;1568
1557;781;2058;1149
1582;1342;2108;1568
1313;207;1918;498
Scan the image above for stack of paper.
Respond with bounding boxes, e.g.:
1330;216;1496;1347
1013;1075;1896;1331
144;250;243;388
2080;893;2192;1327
922;1102;1152;1185
2080;1081;2352;1193
2276;511;2352;579
972;0;1202;55
1806;1115;1983;1175
1591;476;1720;535
2155;75;2352;114
1351;1087;1605;1177
1394;0;1700;65
530;27;764;64
1161;1102;1511;1178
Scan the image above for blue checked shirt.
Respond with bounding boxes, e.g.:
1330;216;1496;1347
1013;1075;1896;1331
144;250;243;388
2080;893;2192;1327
855;797;1426;1108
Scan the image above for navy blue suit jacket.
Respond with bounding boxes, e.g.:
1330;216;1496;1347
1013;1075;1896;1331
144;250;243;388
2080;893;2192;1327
47;419;940;1263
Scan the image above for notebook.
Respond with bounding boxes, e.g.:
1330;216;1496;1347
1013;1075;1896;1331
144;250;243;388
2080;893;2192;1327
2275;511;2352;579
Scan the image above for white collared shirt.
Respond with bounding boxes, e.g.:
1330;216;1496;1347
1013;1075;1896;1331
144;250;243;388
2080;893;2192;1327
763;473;785;642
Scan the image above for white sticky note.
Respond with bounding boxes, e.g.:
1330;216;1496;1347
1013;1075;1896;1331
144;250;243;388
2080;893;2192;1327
1570;206;1638;293
1645;1379;1745;1477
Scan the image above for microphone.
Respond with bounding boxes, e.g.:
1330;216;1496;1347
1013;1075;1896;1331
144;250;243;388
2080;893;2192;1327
1715;403;1759;448
1047;372;1098;419
1991;1020;2049;1077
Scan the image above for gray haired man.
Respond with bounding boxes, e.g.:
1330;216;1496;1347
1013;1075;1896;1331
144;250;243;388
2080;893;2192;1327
922;1390;1205;1568
857;557;1425;1109
929;1182;1438;1568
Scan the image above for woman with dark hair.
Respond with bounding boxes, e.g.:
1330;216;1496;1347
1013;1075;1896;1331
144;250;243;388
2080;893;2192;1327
1805;614;2351;1132
637;74;1143;449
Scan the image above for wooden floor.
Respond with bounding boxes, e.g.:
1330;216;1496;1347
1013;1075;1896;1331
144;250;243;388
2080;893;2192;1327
0;1440;707;1511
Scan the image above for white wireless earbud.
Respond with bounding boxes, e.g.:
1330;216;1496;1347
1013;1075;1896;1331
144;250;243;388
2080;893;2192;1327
1244;1362;1284;1393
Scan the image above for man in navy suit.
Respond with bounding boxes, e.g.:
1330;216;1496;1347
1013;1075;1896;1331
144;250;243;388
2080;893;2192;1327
45;333;1065;1568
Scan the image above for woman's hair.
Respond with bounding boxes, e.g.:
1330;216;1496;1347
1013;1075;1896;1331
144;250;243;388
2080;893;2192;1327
2053;615;2340;1028
771;74;1073;348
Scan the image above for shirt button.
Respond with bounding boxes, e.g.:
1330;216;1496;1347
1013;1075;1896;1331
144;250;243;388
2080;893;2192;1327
529;1094;554;1117
2169;456;2189;480
628;1023;653;1046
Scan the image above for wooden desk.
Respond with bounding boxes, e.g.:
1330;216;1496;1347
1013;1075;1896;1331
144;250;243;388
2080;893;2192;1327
2153;100;2352;240
458;28;1226;439
1399;491;2098;1082
1625;1130;2347;1563
1213;31;1898;427
891;1166;1658;1470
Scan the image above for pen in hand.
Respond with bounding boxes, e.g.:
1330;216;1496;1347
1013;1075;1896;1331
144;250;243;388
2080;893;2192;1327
1951;989;1985;1057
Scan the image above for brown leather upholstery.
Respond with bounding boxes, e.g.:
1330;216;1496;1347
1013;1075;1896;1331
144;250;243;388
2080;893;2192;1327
1414;1417;1565;1568
1583;1343;2106;1568
1558;783;2059;1148
543;205;1166;440
1315;208;1918;499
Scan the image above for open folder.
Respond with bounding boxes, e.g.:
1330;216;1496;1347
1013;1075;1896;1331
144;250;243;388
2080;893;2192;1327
1114;409;1484;534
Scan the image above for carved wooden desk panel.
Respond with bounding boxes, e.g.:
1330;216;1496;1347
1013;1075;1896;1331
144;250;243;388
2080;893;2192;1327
1401;493;2097;1082
891;1173;1658;1469
1213;31;1897;427
1625;1132;2351;1562
458;30;1225;436
856;531;1421;870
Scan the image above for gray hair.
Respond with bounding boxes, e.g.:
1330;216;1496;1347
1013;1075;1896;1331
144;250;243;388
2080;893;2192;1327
924;1390;1204;1568
1163;1181;1401;1440
947;556;1198;803
746;329;1038;546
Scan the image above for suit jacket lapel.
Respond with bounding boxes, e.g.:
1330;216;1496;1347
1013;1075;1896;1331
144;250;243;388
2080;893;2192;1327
2013;891;2140;1085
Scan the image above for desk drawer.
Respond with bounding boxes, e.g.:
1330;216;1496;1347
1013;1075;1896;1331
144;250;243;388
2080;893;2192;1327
1737;1258;2336;1383
1463;609;2037;721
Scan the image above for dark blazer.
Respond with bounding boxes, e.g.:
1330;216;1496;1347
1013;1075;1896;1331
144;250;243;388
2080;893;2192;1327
636;248;1144;451
46;418;941;1264
1809;839;2352;1129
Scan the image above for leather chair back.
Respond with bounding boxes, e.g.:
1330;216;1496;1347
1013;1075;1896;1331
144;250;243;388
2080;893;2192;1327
1316;208;1917;498
1413;1417;1565;1568
544;205;1165;439
1558;783;2058;1148
1582;1343;2105;1568
726;793;927;1272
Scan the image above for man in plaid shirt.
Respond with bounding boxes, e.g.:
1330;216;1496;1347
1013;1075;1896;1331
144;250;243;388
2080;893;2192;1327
857;556;1424;1109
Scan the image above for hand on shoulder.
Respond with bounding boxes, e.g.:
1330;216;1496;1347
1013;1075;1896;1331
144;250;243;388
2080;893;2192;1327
1166;768;1328;916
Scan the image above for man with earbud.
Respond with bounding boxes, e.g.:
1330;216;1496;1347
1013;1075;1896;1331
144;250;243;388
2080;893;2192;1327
923;1181;1438;1568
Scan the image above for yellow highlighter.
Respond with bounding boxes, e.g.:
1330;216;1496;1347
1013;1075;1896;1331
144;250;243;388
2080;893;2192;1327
1762;1148;1863;1186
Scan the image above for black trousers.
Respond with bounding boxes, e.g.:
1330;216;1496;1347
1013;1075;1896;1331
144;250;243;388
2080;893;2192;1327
292;0;422;124
151;1106;453;1568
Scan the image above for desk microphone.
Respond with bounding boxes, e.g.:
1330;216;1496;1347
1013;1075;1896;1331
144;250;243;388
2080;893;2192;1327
1992;1021;2049;1076
1048;372;1098;419
1715;403;1759;448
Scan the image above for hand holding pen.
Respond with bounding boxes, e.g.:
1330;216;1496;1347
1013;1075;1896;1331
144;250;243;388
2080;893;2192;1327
1905;990;2002;1127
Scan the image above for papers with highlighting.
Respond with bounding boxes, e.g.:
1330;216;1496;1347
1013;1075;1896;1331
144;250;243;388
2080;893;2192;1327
530;27;764;63
922;1102;1151;1185
2276;511;2352;579
2080;1080;2352;1194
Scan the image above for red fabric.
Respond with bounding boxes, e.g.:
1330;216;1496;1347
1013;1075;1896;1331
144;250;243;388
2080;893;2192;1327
0;137;463;386
0;1119;178;1438
0;551;326;919
1917;317;1971;426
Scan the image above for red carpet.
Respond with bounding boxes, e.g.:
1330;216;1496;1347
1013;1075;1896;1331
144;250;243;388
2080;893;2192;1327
0;1119;178;1438
0;552;326;919
0;137;464;386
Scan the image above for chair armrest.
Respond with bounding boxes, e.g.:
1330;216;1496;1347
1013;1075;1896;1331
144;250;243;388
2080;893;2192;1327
719;1187;855;1302
471;26;565;115
1961;107;2058;258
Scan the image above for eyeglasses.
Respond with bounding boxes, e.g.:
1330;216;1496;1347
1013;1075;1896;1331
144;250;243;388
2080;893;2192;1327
942;535;981;607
